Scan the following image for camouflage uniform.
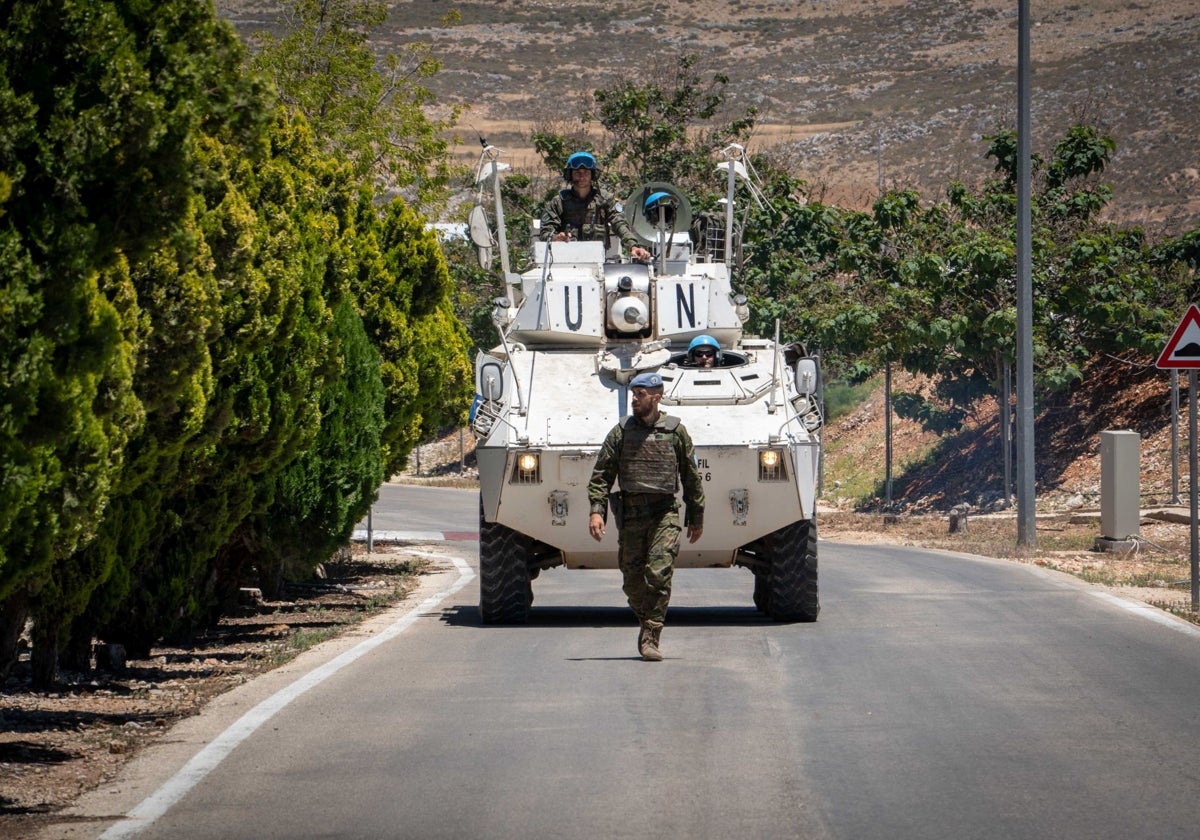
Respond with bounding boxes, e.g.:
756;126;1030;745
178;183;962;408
540;186;641;253
587;412;705;625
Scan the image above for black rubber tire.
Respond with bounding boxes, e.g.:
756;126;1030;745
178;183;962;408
478;509;532;624
753;571;770;614
765;519;820;623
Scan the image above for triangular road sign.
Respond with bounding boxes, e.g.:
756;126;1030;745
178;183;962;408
1157;304;1200;369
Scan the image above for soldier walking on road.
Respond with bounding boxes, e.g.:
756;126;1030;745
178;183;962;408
587;371;704;661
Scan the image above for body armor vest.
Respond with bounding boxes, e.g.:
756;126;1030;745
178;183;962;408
558;189;609;246
618;415;680;495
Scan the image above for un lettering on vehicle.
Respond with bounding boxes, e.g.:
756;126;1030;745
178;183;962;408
656;278;711;338
548;278;603;335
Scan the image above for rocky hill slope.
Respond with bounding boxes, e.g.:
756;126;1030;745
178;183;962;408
218;0;1200;227
820;356;1186;514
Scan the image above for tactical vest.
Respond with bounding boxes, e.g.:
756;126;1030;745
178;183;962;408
618;414;680;495
558;189;610;248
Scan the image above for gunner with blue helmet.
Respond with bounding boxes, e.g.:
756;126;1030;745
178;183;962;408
686;335;721;368
540;151;651;262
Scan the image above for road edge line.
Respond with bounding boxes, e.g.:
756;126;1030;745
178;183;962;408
97;554;475;839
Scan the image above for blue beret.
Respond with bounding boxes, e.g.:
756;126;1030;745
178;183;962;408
630;371;663;389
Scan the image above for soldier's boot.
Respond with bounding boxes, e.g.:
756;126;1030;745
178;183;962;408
637;620;652;658
641;620;664;662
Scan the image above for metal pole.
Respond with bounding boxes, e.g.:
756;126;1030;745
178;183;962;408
1171;369;1181;505
880;139;891;511
1189;370;1198;611
367;506;374;555
1002;360;1012;507
1015;0;1037;547
885;361;893;508
815;349;825;499
725;150;737;264
492;157;511;276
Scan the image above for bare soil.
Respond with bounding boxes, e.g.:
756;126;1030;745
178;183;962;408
216;0;1200;227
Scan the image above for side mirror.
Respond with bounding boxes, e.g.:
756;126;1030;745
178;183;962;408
794;358;818;396
480;361;504;401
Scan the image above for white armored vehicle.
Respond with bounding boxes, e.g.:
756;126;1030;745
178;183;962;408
469;146;822;623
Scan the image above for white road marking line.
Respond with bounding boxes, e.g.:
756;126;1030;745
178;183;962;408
99;554;475;839
351;528;445;541
1090;590;1200;638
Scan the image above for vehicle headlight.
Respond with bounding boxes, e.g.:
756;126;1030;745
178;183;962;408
758;449;786;481
512;451;541;484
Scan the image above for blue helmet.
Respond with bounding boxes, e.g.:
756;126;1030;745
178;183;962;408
644;191;673;211
563;151;599;180
687;334;721;364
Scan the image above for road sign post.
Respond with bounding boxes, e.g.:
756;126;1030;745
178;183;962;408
1156;304;1200;611
1191;371;1198;611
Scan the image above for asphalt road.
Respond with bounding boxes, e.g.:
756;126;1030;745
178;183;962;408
82;485;1200;840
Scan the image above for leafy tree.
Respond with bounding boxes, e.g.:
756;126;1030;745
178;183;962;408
532;53;757;200
748;125;1187;437
251;0;474;475
357;199;473;477
739;171;862;375
249;0;463;214
0;0;263;682
223;298;385;598
54;199;224;673
90;112;340;654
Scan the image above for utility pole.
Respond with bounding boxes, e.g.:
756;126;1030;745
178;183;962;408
1015;0;1037;546
878;132;894;510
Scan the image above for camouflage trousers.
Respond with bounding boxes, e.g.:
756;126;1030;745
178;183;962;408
618;510;681;624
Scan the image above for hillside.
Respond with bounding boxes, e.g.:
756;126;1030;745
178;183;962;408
820;356;1184;514
219;0;1200;227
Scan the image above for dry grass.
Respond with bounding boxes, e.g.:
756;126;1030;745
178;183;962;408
212;0;1200;226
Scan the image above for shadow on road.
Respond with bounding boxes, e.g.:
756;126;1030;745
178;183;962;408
439;604;779;628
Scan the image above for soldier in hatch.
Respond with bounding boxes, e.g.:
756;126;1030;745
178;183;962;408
587;371;704;661
685;335;721;368
541;150;651;262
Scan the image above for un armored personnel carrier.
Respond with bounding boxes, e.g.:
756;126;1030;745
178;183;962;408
469;146;822;624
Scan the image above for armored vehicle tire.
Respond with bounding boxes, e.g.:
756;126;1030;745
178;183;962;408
765;519;820;623
479;511;533;624
753;572;770;614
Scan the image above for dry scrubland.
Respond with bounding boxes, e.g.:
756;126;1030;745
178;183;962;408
218;0;1200;225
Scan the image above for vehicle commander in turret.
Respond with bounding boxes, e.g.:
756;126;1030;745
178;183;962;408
587;371;704;661
541;151;651;262
685;335;721;368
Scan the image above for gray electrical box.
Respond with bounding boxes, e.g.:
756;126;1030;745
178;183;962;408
1100;430;1140;540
